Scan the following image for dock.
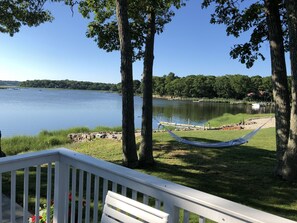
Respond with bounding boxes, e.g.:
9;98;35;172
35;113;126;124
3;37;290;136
159;121;206;129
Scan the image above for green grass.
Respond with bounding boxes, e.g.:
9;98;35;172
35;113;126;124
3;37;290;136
208;113;274;127
2;126;122;155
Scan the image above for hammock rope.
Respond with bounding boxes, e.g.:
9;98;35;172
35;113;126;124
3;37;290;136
156;117;273;148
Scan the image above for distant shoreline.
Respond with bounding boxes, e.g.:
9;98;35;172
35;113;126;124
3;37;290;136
153;94;274;105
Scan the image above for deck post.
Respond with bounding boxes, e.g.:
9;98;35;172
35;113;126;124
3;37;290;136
164;202;180;223
53;161;68;223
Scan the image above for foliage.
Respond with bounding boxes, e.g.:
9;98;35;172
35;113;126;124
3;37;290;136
153;73;273;101
0;0;53;36
78;0;185;61
0;80;20;87
20;79;117;91
20;79;142;94
201;0;289;68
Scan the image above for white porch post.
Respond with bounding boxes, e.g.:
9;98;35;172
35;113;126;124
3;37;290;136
164;202;180;223
53;161;68;223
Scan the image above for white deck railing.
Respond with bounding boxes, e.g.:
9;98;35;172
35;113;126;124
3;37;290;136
0;148;295;223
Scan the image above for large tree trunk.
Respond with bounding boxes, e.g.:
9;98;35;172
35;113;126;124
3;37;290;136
115;0;138;168
265;0;291;176
283;0;297;181
138;7;156;167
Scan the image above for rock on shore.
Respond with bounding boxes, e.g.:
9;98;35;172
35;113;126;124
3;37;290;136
68;131;143;143
68;132;123;142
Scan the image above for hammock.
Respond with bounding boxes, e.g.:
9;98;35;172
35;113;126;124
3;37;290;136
157;118;272;148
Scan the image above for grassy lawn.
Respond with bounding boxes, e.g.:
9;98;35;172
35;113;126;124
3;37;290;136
208;113;274;127
1;114;296;221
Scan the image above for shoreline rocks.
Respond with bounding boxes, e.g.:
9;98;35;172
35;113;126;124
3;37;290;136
68;130;146;143
68;132;123;142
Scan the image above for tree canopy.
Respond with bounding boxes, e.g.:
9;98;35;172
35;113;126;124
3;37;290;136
202;0;289;68
78;0;184;61
0;0;53;36
153;73;272;101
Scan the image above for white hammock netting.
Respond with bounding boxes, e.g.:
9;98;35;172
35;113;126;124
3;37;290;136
159;118;272;148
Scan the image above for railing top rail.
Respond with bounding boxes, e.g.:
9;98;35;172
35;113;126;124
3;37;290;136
57;148;296;223
0;149;60;172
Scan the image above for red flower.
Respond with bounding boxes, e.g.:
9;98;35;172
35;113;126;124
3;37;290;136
31;215;43;222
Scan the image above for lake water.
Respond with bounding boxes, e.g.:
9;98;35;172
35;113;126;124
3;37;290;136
0;88;271;137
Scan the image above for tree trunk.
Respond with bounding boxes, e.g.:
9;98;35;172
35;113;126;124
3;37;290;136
283;0;297;181
139;7;156;167
115;0;138;168
265;0;291;176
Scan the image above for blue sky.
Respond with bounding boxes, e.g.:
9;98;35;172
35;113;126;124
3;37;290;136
0;1;279;84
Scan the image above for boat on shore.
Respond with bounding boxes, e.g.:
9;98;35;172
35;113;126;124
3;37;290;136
252;103;261;110
159;121;207;130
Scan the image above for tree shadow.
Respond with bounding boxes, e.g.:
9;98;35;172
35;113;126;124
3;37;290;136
149;136;297;221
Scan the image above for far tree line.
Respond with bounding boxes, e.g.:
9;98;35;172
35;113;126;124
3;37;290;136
20;79;119;91
20;73;276;101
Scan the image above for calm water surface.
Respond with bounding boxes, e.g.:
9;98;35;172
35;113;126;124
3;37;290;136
0;88;270;137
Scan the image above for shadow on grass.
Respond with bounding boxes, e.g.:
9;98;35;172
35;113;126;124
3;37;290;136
148;136;297;221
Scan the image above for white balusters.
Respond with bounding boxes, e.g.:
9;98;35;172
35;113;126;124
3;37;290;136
77;170;84;223
102;178;108;203
23;168;29;223
199;216;206;223
143;194;149;205
70;167;77;223
46;164;52;223
183;210;190;223
112;182;117;192
35;166;41;223
85;172;91;223
93;176;99;223
10;170;16;223
155;199;161;209
121;185;127;196
132;190;137;200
